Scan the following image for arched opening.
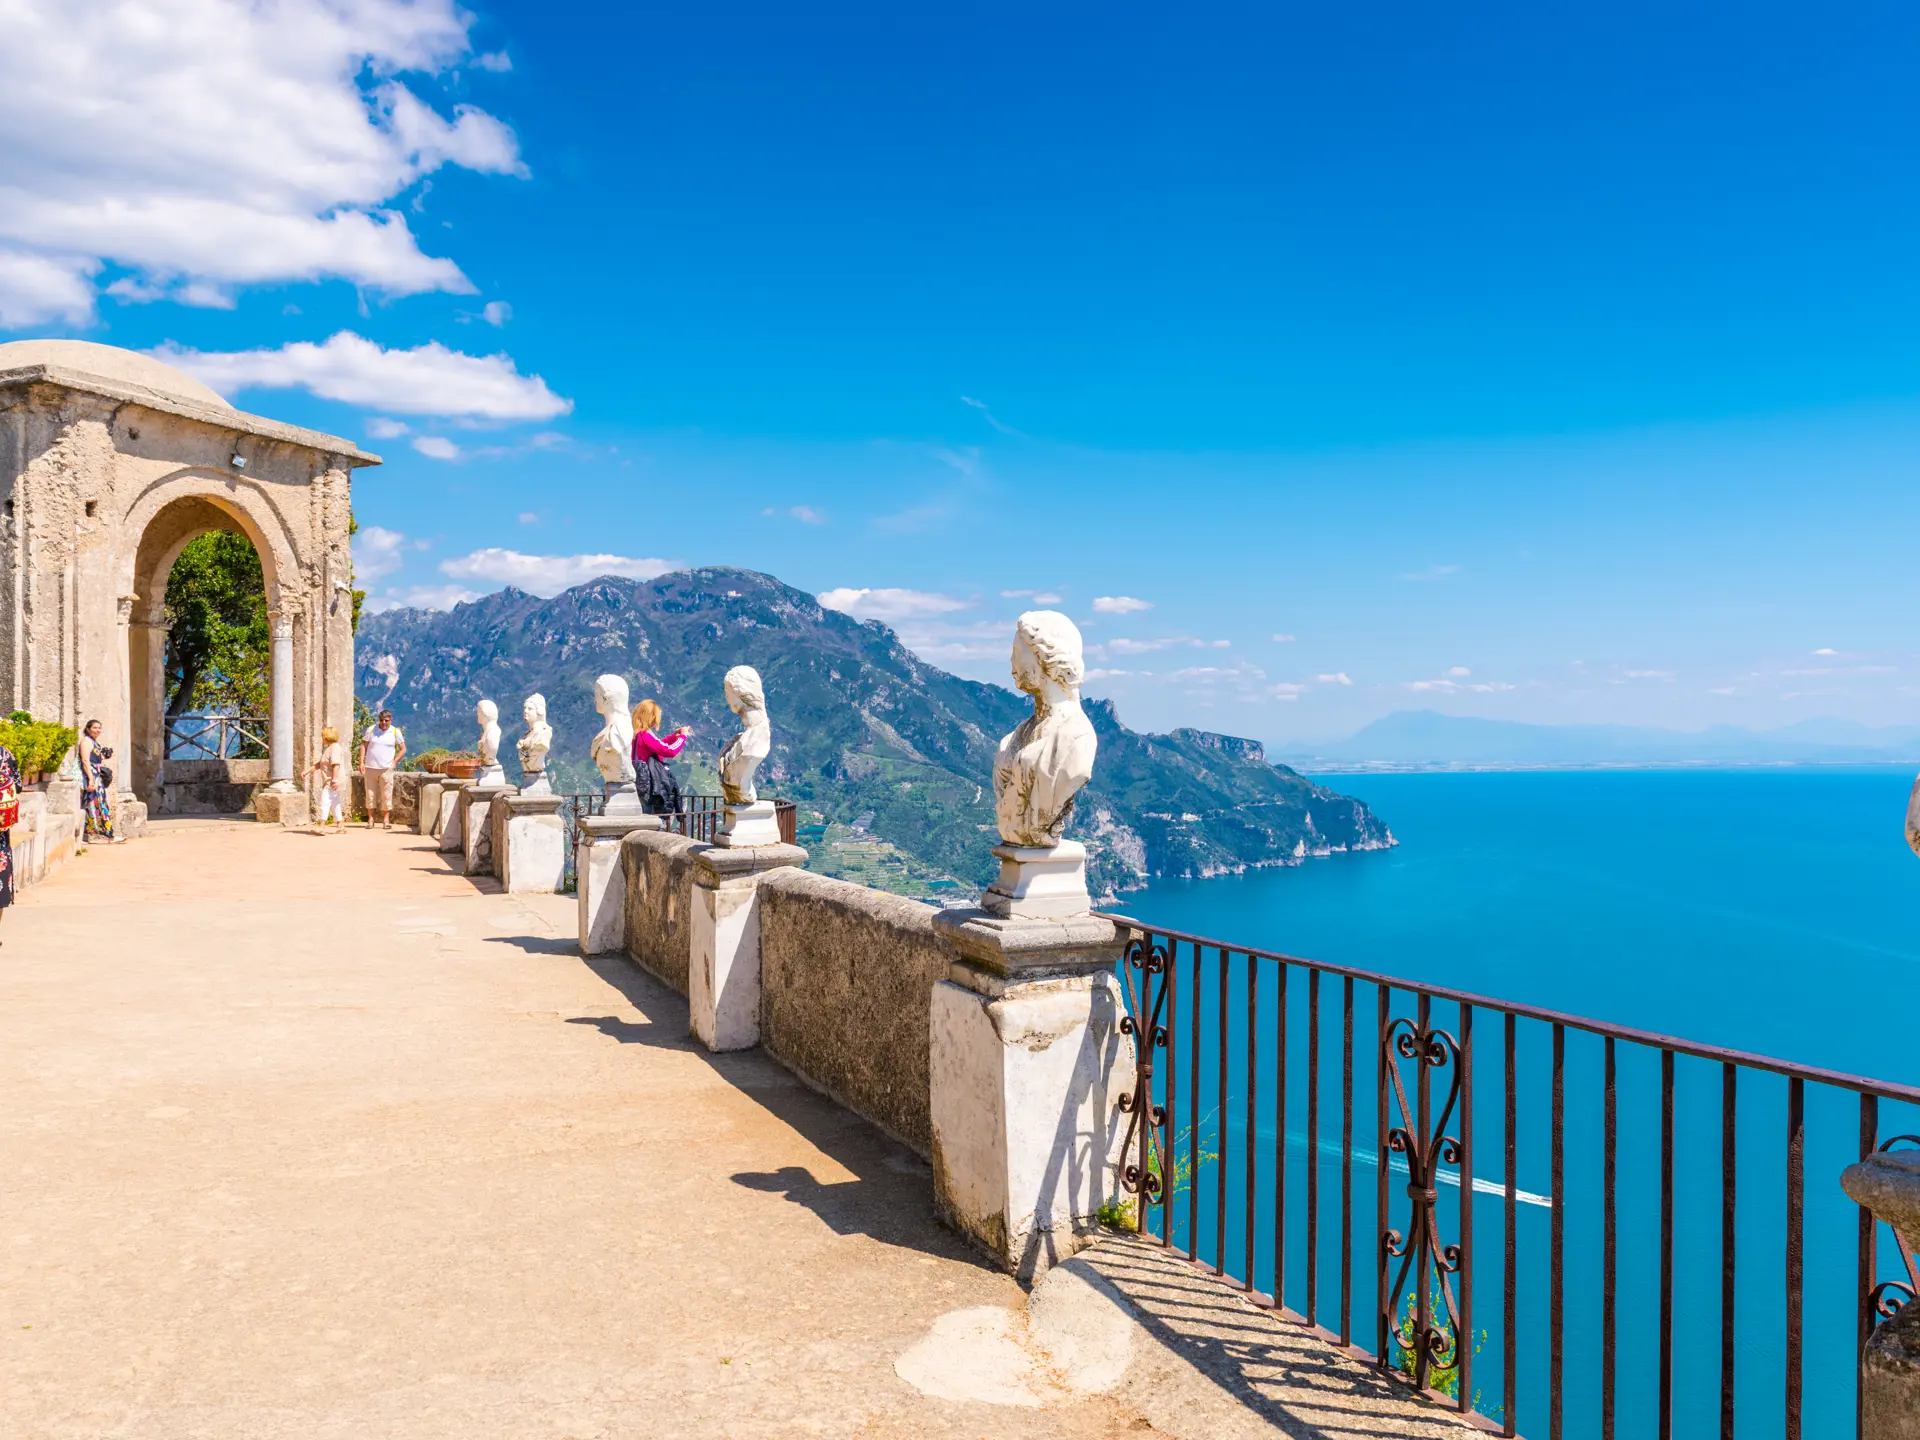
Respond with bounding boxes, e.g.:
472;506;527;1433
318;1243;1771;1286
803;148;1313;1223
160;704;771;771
127;494;282;814
161;531;269;761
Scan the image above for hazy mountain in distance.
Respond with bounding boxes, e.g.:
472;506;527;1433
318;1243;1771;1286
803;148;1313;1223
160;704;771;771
1283;709;1920;769
356;567;1394;897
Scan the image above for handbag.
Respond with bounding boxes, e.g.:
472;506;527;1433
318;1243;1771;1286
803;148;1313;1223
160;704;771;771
0;779;16;830
89;742;112;791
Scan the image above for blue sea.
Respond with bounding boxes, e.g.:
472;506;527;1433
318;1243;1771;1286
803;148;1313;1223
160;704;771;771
1113;769;1920;1440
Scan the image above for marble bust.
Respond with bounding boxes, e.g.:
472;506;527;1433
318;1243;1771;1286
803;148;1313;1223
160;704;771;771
517;693;552;792
589;674;637;789
718;665;771;805
993;610;1097;847
470;698;507;786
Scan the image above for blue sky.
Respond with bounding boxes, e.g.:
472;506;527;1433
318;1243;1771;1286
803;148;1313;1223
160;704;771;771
9;1;1920;741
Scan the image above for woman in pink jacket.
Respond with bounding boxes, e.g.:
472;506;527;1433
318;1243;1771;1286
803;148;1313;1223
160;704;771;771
630;699;691;814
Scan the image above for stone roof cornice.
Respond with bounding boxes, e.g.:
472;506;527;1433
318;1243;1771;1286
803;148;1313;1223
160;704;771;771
0;362;382;468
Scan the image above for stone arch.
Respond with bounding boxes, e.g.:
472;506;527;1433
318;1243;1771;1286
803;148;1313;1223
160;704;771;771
123;487;291;807
2;349;375;828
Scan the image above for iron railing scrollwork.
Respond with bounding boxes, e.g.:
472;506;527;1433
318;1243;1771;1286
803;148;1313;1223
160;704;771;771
1381;1008;1466;1390
1117;934;1170;1211
1867;1132;1919;1325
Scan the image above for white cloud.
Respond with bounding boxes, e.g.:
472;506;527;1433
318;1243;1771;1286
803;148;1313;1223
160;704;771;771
1092;595;1153;615
1107;636;1231;655
0;0;526;327
517;511;539;525
1406;673;1515;694
481;300;511;327
818;587;973;621
1622;669;1674;680
1001;588;1065;605
156;332;571;420
1270;683;1307;701
1271;633;1296;643
364;416;410;439
411;435;459;460
1316;672;1353;686
0;249;98;328
351;524;408;584
960;394;1024;436
365;582;481;613
762;505;826;524
436;549;680;596
1814;647;1837;656
1403;565;1461;582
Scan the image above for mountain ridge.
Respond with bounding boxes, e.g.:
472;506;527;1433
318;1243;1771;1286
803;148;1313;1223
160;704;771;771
356;568;1394;897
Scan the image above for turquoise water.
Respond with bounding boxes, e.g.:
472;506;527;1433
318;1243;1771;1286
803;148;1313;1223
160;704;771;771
1114;769;1920;1439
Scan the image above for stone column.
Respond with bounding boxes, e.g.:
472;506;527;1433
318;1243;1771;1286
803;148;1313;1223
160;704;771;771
497;792;566;893
253;610;308;826
688;841;807;1051
929;908;1133;1283
267;609;294;787
435;777;476;852
460;782;517;876
1843;1149;1920;1439
579;812;663;955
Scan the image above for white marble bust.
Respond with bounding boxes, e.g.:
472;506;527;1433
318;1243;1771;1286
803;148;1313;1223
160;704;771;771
993;610;1097;848
517;693;552;777
718;665;771;805
590;674;636;786
475;699;501;767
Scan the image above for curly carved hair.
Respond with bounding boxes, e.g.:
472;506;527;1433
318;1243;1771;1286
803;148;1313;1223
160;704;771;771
1015;610;1085;688
724;665;767;712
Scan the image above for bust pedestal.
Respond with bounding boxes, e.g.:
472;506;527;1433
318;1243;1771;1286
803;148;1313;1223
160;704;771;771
929;907;1131;1282
435;777;476;851
578;811;663;954
497;792;565;893
461;783;517;876
602;781;644;816
474;762;506;787
519;770;552;797
688;841;808;1051
717;798;780;848
983;839;1091;919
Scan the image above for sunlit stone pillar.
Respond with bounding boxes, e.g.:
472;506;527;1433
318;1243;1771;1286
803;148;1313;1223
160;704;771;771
253;610;307;826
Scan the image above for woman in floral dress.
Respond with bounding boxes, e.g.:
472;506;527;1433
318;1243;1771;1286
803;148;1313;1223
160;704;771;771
79;720;118;844
0;738;19;937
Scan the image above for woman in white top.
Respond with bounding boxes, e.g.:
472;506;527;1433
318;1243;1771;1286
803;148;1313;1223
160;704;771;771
304;726;349;832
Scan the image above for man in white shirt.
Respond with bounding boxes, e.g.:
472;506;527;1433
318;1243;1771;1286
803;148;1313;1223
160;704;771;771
358;710;406;829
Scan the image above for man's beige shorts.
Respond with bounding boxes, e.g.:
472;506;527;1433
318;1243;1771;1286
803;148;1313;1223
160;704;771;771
365;767;395;811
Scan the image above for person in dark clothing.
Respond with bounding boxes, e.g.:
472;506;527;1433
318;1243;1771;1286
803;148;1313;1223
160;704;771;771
630;699;690;815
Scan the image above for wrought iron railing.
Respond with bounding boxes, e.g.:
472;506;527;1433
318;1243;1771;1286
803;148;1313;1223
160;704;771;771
556;793;798;887
165;712;268;760
1107;915;1920;1440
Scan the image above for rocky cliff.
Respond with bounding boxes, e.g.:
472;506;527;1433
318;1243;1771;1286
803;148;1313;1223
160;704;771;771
356;568;1394;896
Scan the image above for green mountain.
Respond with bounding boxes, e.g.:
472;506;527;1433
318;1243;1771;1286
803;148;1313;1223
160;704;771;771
355;567;1394;898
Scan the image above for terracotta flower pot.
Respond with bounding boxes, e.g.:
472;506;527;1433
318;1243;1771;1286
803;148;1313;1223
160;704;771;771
441;759;481;779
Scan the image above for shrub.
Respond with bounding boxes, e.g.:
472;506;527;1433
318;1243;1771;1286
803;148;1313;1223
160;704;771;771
0;718;79;780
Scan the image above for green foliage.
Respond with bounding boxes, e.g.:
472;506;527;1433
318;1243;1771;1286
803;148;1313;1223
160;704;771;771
1095;1199;1137;1230
407;747;453;773
1390;1277;1488;1409
164;531;268;719
0;718;78;779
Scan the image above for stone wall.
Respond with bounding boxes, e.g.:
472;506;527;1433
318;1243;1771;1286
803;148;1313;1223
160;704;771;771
755;869;949;1158
621;828;705;994
8;780;83;890
348;770;423;828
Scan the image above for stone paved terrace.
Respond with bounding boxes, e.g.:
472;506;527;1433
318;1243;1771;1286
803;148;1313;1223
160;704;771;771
0;820;1475;1438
